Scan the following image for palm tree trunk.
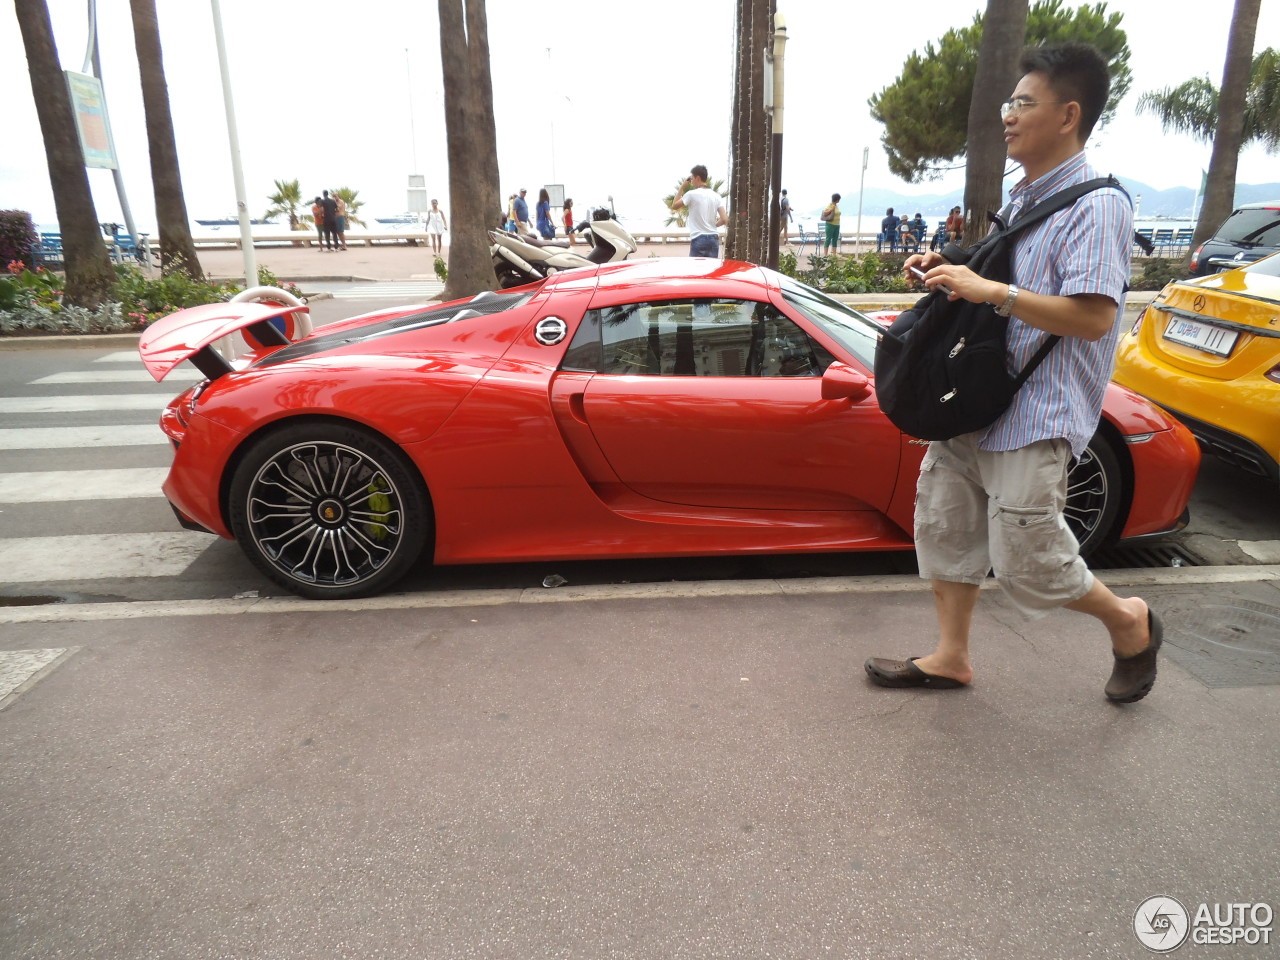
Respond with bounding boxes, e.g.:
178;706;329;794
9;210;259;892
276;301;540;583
438;0;499;300
962;0;1028;245
1193;0;1261;251
129;0;203;278
15;0;115;308
726;0;774;264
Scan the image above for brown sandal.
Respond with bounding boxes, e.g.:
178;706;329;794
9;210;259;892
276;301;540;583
1105;609;1163;704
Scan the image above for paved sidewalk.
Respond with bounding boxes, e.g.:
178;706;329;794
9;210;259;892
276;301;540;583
1;573;1277;958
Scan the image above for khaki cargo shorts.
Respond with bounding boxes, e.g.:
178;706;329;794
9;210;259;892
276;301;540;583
914;435;1093;619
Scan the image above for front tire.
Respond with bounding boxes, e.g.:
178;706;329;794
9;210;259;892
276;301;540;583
1066;434;1122;557
228;421;430;599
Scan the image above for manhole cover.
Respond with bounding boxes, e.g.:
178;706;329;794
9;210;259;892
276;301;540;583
1161;600;1280;687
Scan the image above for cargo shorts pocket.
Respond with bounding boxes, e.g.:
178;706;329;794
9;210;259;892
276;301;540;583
990;501;1074;581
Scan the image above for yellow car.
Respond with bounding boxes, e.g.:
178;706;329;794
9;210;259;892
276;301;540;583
1114;252;1280;487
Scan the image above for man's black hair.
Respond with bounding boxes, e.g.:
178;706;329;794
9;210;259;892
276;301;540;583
1020;43;1110;141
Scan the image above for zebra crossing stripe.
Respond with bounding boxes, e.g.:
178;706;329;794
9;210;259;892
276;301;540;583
0;468;169;503
94;351;143;363
31;369;198;385
0;532;213;583
0;395;169;414
0;425;164;449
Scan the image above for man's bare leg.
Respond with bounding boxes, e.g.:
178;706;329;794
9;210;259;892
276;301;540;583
910;579;980;684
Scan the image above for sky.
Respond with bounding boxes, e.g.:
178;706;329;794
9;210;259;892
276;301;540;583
2;0;1277;233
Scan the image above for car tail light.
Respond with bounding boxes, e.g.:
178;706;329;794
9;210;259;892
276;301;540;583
1130;307;1146;336
1189;244;1204;273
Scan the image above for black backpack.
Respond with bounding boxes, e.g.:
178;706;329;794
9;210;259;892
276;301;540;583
873;176;1129;441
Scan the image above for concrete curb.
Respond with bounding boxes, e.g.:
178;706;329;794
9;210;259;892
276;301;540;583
3;563;1275;625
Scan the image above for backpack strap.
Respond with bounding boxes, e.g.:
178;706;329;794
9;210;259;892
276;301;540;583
1001;175;1132;385
1000;175;1126;238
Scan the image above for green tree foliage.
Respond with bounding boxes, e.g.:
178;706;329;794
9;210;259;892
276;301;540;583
869;0;1132;183
1137;48;1280;152
264;179;305;230
331;187;367;229
662;177;729;228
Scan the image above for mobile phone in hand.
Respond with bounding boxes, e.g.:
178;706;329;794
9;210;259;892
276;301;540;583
909;265;953;296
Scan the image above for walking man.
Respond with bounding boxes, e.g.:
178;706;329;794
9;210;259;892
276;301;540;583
865;43;1161;704
671;165;727;258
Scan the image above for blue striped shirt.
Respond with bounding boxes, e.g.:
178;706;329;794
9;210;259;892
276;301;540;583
976;152;1133;458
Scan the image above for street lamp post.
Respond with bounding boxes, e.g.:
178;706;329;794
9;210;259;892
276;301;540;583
210;0;256;286
765;13;787;270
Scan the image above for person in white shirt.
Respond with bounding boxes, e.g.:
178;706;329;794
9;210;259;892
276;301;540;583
671;164;727;257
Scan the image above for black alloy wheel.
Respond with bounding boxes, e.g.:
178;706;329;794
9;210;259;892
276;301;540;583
229;422;430;599
1065;434;1122;557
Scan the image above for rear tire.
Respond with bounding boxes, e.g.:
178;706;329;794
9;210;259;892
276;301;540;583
228;421;430;599
1066;434;1122;557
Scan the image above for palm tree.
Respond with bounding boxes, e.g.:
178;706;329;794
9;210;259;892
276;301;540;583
129;0;203;279
263;178;306;230
1136;47;1280;152
14;0;115;307
963;0;1029;245
662;177;729;228
331;187;367;229
437;0;500;299
1191;0;1263;250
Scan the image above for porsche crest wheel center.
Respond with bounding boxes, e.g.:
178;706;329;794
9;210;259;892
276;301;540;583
315;498;346;526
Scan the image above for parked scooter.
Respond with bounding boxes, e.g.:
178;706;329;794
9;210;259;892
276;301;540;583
490;209;636;288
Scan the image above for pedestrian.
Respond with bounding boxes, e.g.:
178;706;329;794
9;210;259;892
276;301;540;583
426;198;447;254
562;198;576;244
332;191;348;251
911;212;927;247
946;205;964;243
779;188;794;244
878;207;899;253
821;194;842;255
506;194;518;233
513;188;531;235
671;165;727;258
320;190;339;251
311;196;325;249
536;188;555;240
865;43;1158;704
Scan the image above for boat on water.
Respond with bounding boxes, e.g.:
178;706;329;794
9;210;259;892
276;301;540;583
374;213;422;225
195;217;277;227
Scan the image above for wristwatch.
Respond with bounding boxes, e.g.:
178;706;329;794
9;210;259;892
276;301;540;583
994;283;1020;317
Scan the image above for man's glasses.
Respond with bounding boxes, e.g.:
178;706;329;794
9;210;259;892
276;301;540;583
999;98;1069;120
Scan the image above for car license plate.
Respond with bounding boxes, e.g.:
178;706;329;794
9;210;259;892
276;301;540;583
1162;317;1238;357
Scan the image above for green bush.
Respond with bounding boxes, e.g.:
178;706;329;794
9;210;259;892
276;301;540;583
1132;257;1190;291
779;250;914;294
1;262;310;334
0;210;38;268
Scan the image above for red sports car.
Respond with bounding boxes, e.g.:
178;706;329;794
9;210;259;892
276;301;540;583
139;258;1199;599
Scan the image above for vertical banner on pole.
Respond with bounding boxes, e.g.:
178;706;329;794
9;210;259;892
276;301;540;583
64;71;119;170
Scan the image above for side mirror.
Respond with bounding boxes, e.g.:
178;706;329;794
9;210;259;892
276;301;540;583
821;362;872;402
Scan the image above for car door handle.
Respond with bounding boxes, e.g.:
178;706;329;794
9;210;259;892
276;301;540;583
568;392;588;424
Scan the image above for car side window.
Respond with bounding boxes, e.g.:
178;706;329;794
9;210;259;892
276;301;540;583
564;298;830;377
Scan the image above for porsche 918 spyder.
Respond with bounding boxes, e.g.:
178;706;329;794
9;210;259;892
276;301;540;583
139;259;1199;599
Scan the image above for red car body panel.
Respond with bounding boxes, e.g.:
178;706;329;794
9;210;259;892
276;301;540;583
142;260;1197;572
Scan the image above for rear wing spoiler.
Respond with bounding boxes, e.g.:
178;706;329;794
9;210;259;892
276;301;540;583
138;301;309;382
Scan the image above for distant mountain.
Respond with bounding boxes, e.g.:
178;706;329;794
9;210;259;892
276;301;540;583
813;179;1280;222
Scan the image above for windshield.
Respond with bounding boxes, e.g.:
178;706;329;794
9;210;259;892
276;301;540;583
1215;208;1280;246
777;274;882;369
